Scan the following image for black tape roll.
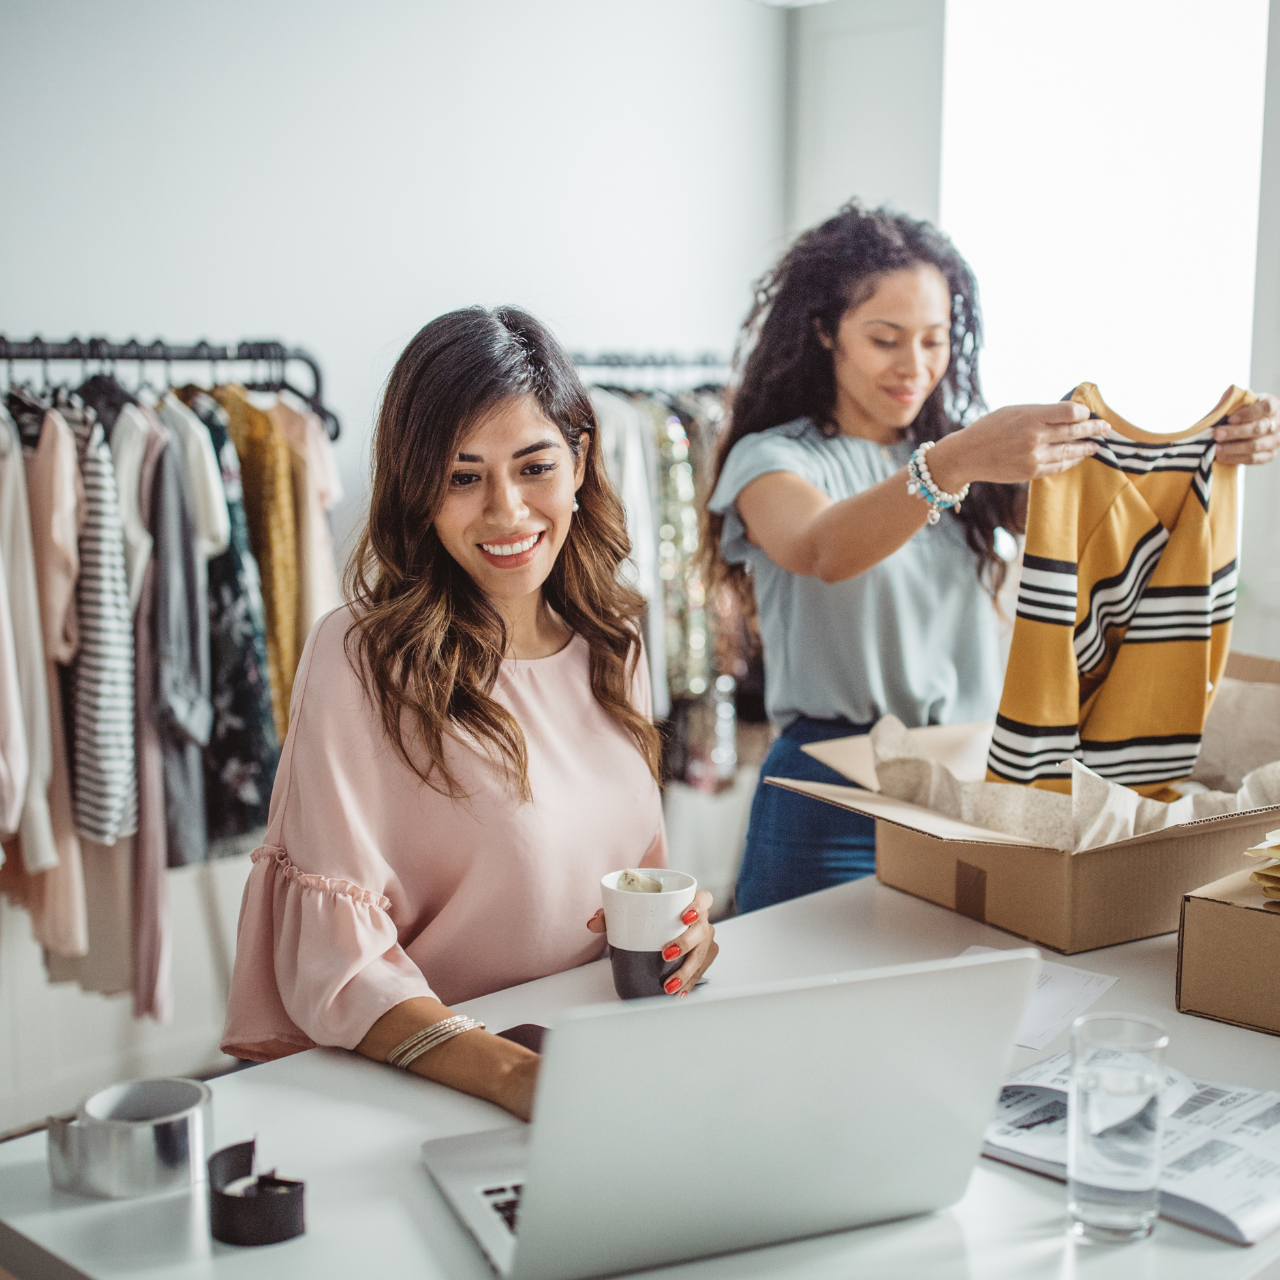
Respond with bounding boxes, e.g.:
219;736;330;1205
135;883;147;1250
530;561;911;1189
208;1139;305;1247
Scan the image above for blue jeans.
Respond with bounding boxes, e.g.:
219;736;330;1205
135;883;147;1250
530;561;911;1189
735;717;876;914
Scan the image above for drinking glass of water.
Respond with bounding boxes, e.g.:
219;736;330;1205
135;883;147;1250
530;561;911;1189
1067;1013;1168;1243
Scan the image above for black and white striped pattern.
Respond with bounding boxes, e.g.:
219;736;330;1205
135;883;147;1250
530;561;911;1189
1087;428;1216;478
988;715;1081;783
1072;523;1169;673
68;406;137;844
1125;560;1237;646
1016;554;1078;626
1078;733;1204;787
1190;440;1216;512
989;717;1204;789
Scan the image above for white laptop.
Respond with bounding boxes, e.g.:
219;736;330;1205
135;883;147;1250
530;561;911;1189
422;948;1039;1280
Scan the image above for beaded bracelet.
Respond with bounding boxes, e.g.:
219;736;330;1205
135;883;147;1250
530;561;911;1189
386;1015;485;1070
906;441;970;525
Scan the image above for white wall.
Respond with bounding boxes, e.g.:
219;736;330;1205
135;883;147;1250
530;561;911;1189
1239;0;1280;659
0;0;787;1128
0;0;788;557
0;859;250;1133
787;0;945;234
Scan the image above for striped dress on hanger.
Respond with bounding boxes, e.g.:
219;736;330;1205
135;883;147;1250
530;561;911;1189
66;405;137;844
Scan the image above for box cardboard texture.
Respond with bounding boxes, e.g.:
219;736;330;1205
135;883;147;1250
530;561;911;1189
768;653;1280;955
1177;869;1280;1036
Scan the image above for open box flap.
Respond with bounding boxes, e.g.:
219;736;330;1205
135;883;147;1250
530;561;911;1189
801;721;995;792
1090;803;1280;854
768;778;1280;856
764;777;1050;849
801;736;880;790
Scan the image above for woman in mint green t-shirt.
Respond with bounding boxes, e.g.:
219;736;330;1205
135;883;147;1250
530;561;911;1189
706;200;1280;914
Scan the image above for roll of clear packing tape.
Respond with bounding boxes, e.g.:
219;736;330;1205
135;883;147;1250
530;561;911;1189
47;1077;214;1200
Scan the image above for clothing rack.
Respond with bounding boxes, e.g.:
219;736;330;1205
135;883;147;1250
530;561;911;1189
571;351;731;391
0;335;340;440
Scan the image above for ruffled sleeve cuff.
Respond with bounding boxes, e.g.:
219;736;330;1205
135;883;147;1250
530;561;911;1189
222;845;435;1061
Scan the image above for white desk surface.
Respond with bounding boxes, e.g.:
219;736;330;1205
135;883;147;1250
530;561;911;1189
3;877;1279;1280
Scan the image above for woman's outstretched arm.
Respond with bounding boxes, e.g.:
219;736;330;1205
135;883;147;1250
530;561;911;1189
736;402;1100;584
357;997;540;1120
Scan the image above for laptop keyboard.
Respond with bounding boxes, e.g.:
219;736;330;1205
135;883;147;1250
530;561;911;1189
481;1183;523;1233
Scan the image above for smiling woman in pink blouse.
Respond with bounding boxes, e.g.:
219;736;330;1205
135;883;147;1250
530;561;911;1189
222;307;718;1120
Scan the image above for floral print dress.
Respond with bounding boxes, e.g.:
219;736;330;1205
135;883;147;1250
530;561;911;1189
182;392;279;847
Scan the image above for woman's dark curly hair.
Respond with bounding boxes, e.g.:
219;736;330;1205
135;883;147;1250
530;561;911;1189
705;199;1026;604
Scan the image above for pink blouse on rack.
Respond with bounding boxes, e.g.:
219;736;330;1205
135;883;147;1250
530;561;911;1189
223;608;666;1061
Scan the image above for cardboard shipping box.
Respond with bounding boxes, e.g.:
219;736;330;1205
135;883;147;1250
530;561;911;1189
1177;869;1280;1037
768;653;1280;955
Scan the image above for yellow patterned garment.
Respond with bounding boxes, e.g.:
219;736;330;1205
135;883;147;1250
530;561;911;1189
987;382;1256;801
214;386;298;742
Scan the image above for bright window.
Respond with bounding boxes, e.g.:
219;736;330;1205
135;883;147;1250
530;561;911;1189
940;0;1269;429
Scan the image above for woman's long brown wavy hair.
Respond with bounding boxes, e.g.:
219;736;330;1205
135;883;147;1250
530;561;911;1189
705;199;1026;606
345;306;661;801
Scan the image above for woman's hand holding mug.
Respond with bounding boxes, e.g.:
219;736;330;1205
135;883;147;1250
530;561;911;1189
659;890;718;996
588;876;718;998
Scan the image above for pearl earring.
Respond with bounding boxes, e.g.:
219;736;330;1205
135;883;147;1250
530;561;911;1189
572;499;580;512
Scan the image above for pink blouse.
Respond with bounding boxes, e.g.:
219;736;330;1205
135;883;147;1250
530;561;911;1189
223;608;666;1060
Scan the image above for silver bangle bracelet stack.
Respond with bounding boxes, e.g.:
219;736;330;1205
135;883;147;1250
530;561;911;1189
386;1015;485;1070
906;440;970;525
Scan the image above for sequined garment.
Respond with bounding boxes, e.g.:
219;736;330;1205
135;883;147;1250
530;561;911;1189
620;391;732;790
640;397;714;699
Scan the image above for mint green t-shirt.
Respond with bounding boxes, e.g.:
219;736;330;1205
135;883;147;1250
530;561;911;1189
708;418;1003;730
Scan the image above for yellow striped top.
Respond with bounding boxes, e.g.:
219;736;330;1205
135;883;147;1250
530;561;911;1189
987;383;1255;801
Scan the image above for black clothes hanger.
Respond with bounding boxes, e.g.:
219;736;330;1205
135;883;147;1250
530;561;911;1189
4;336;49;446
241;372;339;432
6;385;47;449
223;341;340;439
77;373;135;437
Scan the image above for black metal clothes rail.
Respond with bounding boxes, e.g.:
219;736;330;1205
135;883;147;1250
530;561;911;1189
570;351;732;393
0;336;339;440
570;351;729;369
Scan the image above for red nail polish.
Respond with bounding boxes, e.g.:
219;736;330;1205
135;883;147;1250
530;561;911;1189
681;908;698;925
662;944;680;961
664;976;682;994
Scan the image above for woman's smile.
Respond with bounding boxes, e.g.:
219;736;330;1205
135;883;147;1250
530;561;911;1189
477;530;545;567
882;384;928;406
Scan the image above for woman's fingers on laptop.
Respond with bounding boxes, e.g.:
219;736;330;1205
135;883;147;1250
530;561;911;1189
662;891;718;994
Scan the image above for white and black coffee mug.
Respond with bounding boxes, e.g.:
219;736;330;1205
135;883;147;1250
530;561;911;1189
600;869;698;1000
